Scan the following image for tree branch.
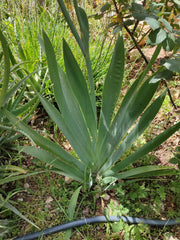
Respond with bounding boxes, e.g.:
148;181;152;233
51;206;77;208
112;0;177;109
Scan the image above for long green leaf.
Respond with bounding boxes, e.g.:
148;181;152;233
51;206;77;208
0;171;44;185
12;96;39;116
10;83;26;111
98;77;159;167
65;186;81;240
0;28;10;108
103;166;179;184
63;39;97;141
98;33;125;146
57;66;95;163
56;0;96;122
67;186;81;220
21;146;83;182
0;165;26;174
42;30;95;165
73;0;96;119
8;46;24;79
110;121;180;174
100;90;166;174
36;92;92;167
97;72;142;164
3;109;83;172
115;165;179;179
0;197;39;229
56;0;86;56
4;69;39;104
138;44;162;81
73;1;89;52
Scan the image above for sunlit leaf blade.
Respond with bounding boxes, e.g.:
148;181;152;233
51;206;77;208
98;34;125;145
21;146;83;181
63;39;97;141
10;83;26;111
58;0;96;119
42;30;95;165
8;47;24;79
42;30;62;109
110;121;180;174
99;77;159;167
100;90;166;174
38;34;45;53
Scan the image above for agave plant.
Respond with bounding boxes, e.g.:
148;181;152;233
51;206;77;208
3;0;180;190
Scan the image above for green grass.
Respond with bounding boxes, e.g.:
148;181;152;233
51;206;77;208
1;0;113;102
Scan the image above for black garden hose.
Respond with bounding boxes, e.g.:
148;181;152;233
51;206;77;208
14;215;180;240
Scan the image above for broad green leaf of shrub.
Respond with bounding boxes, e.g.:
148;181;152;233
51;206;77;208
163;58;180;73
132;3;149;21
159;18;173;32
101;3;111;13
150;69;173;83
148;28;167;45
162;33;175;51
145;17;160;31
170;146;180;169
